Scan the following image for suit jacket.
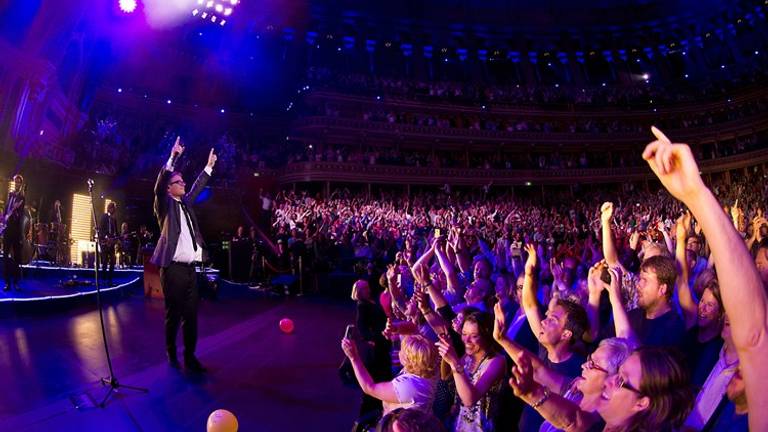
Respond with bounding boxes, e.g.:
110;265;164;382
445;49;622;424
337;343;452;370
150;166;209;268
99;213;118;239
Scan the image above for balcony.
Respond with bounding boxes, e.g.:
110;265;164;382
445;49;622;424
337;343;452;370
275;147;768;186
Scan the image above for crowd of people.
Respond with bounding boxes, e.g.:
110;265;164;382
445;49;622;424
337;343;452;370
306;68;767;109
306;91;767;140
287;129;767;171
262;128;768;431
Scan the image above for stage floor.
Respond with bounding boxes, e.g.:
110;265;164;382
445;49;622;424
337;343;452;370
0;288;361;431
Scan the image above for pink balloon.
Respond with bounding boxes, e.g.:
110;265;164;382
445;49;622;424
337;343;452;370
279;318;294;334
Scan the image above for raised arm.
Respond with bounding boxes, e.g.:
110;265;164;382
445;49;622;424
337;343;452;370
605;267;637;342
434;238;463;299
600;202;620;267
585;261;605;343
643;126;768;431
493;303;567;392
509;352;599;432
437;335;506;406
675;212;697;329
341;338;398;403
658;220;674;256
522;244;544;338
185;148;216;204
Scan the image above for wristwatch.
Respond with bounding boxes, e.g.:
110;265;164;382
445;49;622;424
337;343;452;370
452;363;465;374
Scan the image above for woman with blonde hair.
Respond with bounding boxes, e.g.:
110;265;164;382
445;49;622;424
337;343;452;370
342;334;439;415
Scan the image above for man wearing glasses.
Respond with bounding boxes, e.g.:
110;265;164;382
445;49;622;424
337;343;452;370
150;137;217;373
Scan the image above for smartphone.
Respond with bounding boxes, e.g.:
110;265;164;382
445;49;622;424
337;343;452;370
435;228;441;237
344;324;358;340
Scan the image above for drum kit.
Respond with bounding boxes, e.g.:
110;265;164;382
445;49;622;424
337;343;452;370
33;221;71;266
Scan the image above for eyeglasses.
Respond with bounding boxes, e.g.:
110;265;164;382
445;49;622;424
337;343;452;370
616;374;643;395
584;354;609;374
170;180;185;186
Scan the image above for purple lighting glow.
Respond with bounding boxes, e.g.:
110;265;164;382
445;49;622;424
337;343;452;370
119;0;137;13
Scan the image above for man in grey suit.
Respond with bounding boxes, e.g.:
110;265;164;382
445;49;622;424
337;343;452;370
151;138;216;372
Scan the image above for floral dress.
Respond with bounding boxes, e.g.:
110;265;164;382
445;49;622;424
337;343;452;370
453;354;503;431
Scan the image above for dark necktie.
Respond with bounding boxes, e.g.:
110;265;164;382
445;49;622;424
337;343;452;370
179;201;198;251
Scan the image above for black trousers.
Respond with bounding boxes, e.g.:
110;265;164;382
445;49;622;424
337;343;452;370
160;262;199;360
101;244;116;281
3;230;21;285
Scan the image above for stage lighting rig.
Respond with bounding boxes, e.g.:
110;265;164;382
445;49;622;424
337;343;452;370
191;0;238;26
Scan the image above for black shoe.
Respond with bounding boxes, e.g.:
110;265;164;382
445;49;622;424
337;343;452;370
167;352;180;368
185;357;207;373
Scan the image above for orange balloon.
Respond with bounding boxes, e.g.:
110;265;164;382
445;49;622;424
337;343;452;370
207;409;238;432
279;318;294;334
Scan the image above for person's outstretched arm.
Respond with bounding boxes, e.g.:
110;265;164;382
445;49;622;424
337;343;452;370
643;126;768;431
675;212;697;329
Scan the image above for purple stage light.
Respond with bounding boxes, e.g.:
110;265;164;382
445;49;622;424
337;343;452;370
119;0;137;13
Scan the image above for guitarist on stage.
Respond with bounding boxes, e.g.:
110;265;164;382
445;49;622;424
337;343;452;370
99;201;119;285
2;175;25;291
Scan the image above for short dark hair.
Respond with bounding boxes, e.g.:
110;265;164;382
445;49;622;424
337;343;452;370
167;171;183;188
556;299;589;345
641;255;678;300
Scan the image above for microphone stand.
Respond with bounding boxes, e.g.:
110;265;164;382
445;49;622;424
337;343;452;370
87;178;148;407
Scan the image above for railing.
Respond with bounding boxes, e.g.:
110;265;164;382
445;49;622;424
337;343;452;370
306;87;768;118
292;115;768;147
274;147;768;186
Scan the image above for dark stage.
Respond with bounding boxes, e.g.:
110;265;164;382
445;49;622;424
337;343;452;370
0;277;361;431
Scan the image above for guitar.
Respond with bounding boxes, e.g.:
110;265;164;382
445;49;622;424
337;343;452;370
0;194;25;236
101;234;121;250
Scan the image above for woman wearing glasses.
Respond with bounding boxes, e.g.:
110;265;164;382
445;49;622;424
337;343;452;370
510;346;693;432
538;338;635;432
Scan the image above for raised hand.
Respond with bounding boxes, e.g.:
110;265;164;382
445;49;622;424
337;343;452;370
493;302;507;342
587;261;606;297
171;136;184;158
629;231;640;251
413;264;430;286
386;264;397;281
413;289;430;312
341;337;359;359
509;351;538;399
436;334;460;368
524;244;538;275
606;267;622;296
642;126;706;203
206;148;218;169
550;258;564;283
600;202;614;225
752;215;767;241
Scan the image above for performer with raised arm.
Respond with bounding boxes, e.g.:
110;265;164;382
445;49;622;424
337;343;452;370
2;174;26;291
150;137;217;373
